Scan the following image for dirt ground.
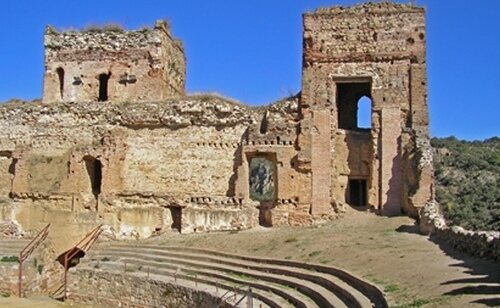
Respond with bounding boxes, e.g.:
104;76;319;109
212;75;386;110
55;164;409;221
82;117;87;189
147;208;500;307
0;296;88;308
4;209;499;307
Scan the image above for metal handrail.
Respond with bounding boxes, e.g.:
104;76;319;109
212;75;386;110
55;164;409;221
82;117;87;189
18;223;50;298
217;283;247;308
62;224;103;300
232;287;253;308
232;293;248;307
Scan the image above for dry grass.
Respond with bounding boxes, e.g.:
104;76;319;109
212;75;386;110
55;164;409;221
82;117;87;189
151;209;500;307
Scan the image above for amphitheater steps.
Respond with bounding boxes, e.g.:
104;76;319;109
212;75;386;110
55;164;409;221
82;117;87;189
80;243;387;308
0;238;31;257
165;245;386;308
87;254;315;308
80;262;278;308
107;245;370;307
92;249;342;307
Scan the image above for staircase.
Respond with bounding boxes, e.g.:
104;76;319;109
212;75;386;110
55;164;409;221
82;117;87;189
78;243;388;308
0;238;31;258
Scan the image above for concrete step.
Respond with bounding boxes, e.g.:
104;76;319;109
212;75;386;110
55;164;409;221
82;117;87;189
90;249;342;308
80;262;277;308
0;238;31;256
87;255;311;308
167;246;386;308
85;243;387;308
104;245;368;308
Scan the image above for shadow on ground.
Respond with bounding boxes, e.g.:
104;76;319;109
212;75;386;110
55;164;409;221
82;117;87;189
395;223;420;234
395;223;500;306
431;233;499;305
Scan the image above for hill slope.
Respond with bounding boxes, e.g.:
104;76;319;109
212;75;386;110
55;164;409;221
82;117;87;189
431;137;500;231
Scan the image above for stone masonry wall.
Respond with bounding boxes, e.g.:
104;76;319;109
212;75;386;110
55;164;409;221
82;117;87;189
68;269;230;307
420;201;500;262
0;96;306;253
0;2;432;254
43;21;185;103
300;2;430;215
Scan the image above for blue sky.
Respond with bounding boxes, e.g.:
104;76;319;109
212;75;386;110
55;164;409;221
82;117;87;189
0;0;498;140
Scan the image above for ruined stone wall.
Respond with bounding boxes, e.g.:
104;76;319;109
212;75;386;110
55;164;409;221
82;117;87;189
300;2;431;215
0;96;308;251
233;97;320;226
420;202;500;263
43;21;185;103
68;270;230;307
0;2;433;249
332;130;372;210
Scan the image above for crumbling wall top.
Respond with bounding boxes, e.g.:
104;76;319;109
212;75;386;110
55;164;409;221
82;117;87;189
44;20;183;53
307;2;424;16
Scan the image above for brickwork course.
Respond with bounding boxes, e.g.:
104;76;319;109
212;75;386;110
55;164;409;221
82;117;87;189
0;2;432;251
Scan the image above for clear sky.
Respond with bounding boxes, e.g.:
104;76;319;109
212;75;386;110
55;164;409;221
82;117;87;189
0;0;498;140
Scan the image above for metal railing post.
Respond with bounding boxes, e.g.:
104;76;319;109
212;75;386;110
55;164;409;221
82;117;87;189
64;256;69;299
247;287;253;308
62;224;103;300
17;223;50;298
18;256;23;298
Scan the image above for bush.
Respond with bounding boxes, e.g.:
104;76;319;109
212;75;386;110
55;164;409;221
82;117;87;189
1;256;19;262
432;137;500;231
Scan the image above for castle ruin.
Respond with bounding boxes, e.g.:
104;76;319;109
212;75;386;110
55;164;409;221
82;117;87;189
0;2;433;243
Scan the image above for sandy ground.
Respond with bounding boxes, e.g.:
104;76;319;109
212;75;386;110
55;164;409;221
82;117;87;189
146;208;500;307
3;209;499;307
0;296;89;308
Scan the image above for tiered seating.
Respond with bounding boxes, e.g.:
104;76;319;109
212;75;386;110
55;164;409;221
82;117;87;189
79;243;387;307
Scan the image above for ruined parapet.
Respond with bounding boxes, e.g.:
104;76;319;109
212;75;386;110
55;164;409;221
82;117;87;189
0;3;435;240
402;130;434;217
420;201;500;262
43;20;186;103
300;2;430;216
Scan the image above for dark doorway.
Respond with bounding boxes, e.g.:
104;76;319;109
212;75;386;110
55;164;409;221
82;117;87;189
83;156;102;196
56;67;64;99
98;73;110;102
258;205;273;227
348;179;367;207
169;207;182;232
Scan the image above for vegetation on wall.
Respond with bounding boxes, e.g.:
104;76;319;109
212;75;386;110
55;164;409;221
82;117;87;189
431;136;500;231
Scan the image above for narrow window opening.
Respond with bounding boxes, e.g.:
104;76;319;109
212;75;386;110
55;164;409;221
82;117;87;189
8;158;17;175
56;67;64;99
357;96;372;129
337;82;371;130
83;156;102;196
259;111;269;134
98;73;110;102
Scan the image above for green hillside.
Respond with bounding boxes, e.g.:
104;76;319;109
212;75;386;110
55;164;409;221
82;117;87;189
431;136;500;231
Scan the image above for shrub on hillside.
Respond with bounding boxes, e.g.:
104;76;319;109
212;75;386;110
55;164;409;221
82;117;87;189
432;137;500;231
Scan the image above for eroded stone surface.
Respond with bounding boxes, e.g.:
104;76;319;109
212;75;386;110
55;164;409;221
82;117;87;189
0;2;432;253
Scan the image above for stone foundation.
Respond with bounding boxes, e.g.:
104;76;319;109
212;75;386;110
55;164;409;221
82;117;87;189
420;201;500;262
67;269;230;308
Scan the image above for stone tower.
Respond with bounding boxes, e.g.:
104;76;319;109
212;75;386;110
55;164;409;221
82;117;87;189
42;20;186;103
299;2;432;216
